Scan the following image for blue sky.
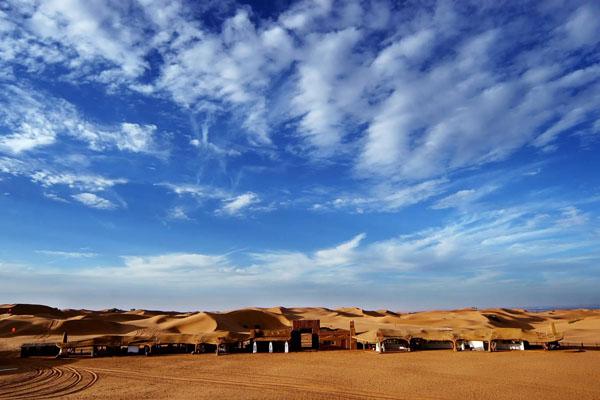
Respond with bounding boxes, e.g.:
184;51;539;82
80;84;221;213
1;0;599;311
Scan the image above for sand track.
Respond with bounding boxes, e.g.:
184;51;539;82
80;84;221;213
89;366;439;400
0;366;98;399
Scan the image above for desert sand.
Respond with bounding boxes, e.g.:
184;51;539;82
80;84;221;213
2;349;600;399
1;304;600;399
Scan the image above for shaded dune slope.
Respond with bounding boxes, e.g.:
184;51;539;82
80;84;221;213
1;304;599;346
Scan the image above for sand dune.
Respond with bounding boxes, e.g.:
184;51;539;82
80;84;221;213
2;304;600;399
1;304;599;350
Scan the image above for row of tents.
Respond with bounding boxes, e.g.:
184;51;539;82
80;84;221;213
20;324;564;358
355;327;562;352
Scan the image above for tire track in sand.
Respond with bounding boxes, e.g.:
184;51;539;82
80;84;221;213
91;366;444;400
0;366;98;399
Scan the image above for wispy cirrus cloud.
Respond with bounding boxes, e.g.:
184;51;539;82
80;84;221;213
71;192;119;210
0;83;163;155
217;192;260;216
159;183;267;217
30;171;127;192
36;250;98;259
432;185;499;210
2;0;598;199
1;0;599;309
312;179;447;213
1;155;127;206
7;201;599;300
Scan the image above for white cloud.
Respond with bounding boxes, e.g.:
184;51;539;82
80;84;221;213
167;206;190;221
432;185;498;210
0;84;66;154
292;27;362;152
36;250;98;258
557;206;589;227
31;171;127;192
314;233;366;267
373;29;434;71
121;253;229;274
71;192;118;210
0;83;162;155
3;200;599;306
29;0;148;77
279;0;333;31
153;8;294;144
159;183;271;217
1;0;599;226
100;202;599;285
108;123;157;153
158;182;227;199
563;4;600;47
189;120;241;156
81;252;233;280
3;1;596;185
218;192;259;216
0;156;128;204
317;179;446;213
43;192;70;203
356;16;600;180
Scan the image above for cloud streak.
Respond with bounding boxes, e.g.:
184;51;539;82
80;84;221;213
72;192;119;210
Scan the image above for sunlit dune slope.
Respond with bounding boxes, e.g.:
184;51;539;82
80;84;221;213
1;303;599;350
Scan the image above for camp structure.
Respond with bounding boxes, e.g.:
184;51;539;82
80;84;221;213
250;320;355;353
351;327;560;353
455;328;563;352
354;329;410;352
250;328;292;353
354;328;460;353
21;331;68;358
318;327;352;350
290;319;320;350
20;342;61;358
487;328;562;352
57;335;163;357
197;331;251;355
54;332;251;358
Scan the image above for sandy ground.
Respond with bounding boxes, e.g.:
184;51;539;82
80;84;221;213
1;350;600;400
2;304;599;399
3;304;600;352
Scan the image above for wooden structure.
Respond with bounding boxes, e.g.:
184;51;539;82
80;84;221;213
454;328;562;352
20;319;565;359
319;327;351;350
20;342;61;358
352;327;564;353
54;332;251;358
251;328;292;353
349;321;357;350
291;320;320;350
355;328;458;353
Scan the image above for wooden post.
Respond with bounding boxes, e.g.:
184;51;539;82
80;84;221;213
349;321;356;350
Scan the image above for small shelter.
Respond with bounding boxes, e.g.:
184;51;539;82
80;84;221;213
354;329;410;352
355;328;459;352
455;328;562;352
251;328;292;353
20;342;61;358
319;327;352;350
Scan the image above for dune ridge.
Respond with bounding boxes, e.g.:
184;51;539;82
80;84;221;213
1;303;599;350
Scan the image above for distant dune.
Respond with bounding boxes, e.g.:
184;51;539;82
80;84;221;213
1;304;599;350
